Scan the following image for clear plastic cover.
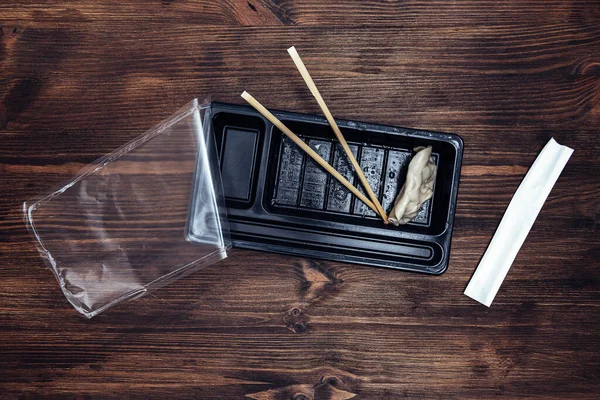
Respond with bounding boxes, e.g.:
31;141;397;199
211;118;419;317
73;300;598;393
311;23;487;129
23;99;230;318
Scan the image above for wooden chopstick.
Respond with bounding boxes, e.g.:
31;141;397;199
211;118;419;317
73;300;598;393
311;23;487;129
241;91;382;217
287;46;389;224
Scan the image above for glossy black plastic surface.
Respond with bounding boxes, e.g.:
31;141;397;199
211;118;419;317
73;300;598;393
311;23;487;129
203;102;463;274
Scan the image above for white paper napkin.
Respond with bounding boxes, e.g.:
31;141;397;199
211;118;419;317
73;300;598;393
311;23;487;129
464;138;574;306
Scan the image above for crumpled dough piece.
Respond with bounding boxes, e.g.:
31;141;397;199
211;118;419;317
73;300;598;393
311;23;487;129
389;146;437;226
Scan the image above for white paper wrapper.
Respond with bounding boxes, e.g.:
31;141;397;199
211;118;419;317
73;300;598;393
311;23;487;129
464;138;573;307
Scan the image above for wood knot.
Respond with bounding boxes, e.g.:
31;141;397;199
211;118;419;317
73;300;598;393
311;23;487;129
245;367;360;399
284;307;309;334
1;27;19;38
292;394;310;400
571;58;600;76
320;375;343;387
295;260;343;303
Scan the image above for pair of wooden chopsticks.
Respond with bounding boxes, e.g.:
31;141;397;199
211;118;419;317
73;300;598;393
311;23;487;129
242;47;389;223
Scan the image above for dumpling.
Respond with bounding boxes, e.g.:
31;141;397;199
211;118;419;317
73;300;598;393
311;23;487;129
389;146;437;226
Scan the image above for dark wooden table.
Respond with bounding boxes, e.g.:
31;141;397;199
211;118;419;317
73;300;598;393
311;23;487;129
1;1;599;399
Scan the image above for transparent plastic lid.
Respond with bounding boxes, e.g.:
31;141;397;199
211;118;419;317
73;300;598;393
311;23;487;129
24;99;230;318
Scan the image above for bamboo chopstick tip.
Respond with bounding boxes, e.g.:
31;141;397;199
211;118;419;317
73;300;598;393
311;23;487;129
287;46;298;56
241;91;250;99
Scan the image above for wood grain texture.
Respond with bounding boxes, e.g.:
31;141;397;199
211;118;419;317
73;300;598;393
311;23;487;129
1;1;599;399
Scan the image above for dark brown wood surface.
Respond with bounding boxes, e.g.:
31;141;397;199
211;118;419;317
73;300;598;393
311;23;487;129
1;1;599;399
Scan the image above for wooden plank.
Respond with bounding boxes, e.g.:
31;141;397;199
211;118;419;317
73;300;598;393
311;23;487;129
1;1;599;26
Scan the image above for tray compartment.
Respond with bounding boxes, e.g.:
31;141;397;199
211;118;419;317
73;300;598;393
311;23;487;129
353;146;385;217
299;139;333;209
265;119;447;232
213;112;264;209
327;143;359;213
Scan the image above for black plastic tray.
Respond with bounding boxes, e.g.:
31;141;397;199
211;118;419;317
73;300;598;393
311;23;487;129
201;102;463;274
